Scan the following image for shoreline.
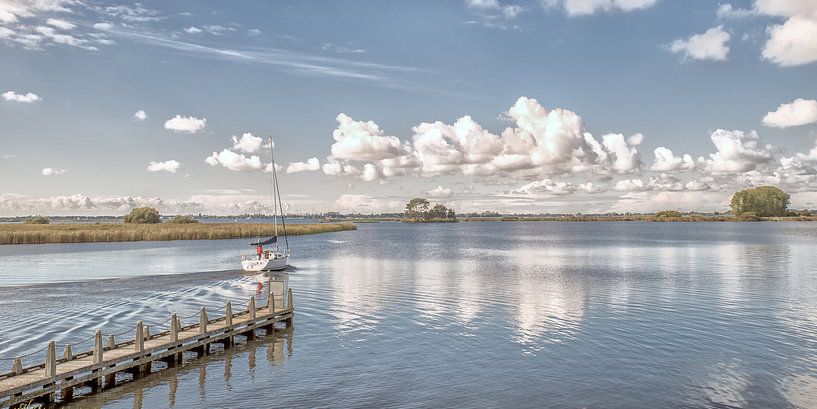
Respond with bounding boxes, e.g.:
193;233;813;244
0;222;357;245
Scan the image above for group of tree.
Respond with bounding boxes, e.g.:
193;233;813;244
730;186;790;219
124;207;161;224
24;216;50;224
404;198;456;222
654;210;682;219
125;207;199;224
123;207;199;224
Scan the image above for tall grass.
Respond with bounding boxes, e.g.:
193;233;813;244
0;222;357;245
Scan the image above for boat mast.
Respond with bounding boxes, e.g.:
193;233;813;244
270;135;290;254
270;136;279;245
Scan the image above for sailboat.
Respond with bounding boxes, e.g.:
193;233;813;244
241;137;290;272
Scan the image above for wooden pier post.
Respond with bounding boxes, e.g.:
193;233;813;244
135;321;144;352
267;278;273;309
224;303;233;348
45;341;56;377
11;357;22;375
287;288;293;309
199;308;208;334
104;333;116;388
60;344;74;400
43;340;56;404
286;288;294;328
144;325;151;341
93;330;103;363
199;307;209;356
131;321;145;379
246;297;256;340
263;293;275;333
170;314;178;342
167;313;180;366
267;283;274;312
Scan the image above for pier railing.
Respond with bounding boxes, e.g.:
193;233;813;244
0;279;294;408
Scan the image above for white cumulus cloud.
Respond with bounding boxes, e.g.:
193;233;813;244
669;26;730;61
331;113;409;161
560;0;657;16
321;97;645;181
164;115;206;133
147;160;180;173
206;149;263;171
511;178;577;195
133;109;147;121
756;0;817;66
762;98;817;128
651;147;698;172
41;168;66;176
286;157;320;173
796;139;817;162
601;133;641;173
2;90;40;103
703;129;773;174
231;133;264;153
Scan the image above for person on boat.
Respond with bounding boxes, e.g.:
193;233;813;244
257;244;263;259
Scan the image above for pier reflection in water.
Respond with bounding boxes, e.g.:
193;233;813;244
61;329;292;409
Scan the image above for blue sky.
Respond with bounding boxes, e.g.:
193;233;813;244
1;0;817;215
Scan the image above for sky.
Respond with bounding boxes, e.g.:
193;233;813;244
1;0;817;216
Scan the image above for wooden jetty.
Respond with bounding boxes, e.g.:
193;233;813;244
0;280;294;408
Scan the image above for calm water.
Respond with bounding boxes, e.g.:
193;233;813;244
1;222;816;408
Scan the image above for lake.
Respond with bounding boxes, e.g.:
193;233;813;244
0;222;816;408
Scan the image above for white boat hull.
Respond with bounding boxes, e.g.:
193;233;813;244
242;254;289;272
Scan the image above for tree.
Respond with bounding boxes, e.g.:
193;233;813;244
730;186;789;217
124;207;161;224
655;210;682;218
405;198;430;220
24;216;50;224
430;203;448;220
447;208;456;220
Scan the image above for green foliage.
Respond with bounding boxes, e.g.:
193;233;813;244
23;216;50;224
737;212;760;222
730;186;789;217
655;210;682;218
168;215;199;224
405;198;430;220
124;207;161;224
403;198;456;221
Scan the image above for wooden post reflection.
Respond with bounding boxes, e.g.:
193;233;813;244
223;347;233;387
198;364;206;402
248;343;257;375
132;383;143;409
168;371;178;409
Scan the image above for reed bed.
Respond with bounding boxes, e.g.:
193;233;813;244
0;222;357;245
